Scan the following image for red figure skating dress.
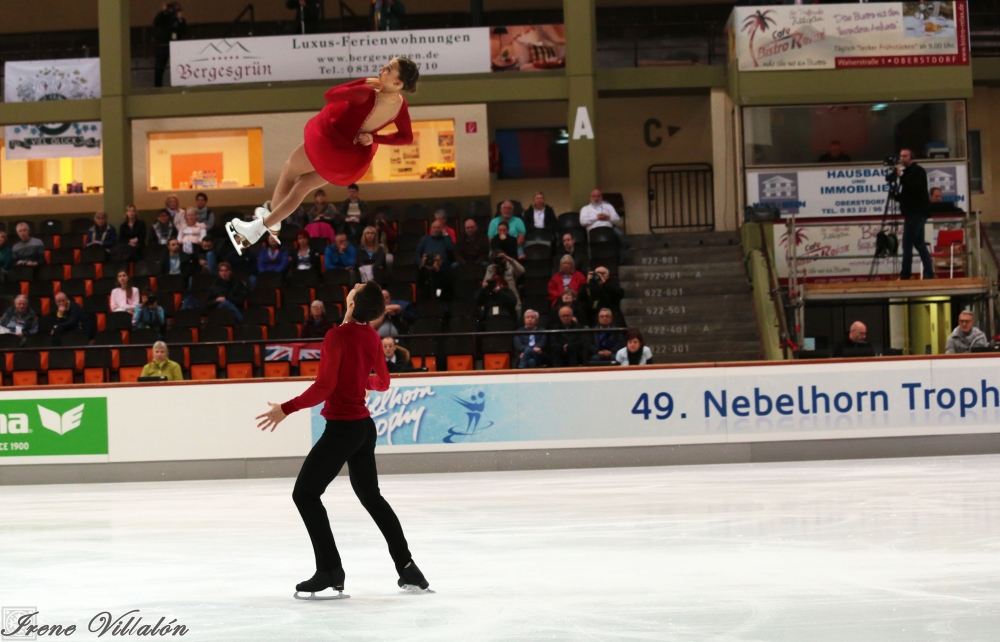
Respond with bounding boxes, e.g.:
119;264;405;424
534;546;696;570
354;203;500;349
303;79;414;186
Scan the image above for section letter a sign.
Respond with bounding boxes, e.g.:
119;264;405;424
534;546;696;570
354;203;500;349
572;106;594;140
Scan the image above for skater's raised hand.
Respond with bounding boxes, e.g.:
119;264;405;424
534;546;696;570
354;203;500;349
257;402;287;432
355;133;374;146
365;78;382;91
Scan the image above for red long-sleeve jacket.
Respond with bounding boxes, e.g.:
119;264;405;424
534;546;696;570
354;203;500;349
281;322;390;421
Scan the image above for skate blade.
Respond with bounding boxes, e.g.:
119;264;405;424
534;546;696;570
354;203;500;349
399;584;435;594
225;222;247;256
293;590;350;601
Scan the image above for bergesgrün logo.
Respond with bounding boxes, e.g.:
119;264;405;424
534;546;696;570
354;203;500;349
0;398;108;457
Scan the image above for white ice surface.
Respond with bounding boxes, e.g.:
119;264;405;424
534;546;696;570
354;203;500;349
2;456;1000;641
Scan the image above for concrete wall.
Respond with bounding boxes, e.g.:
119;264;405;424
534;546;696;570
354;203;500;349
968;85;999;223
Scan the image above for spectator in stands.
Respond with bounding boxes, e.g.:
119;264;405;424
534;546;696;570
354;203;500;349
488;201;526;257
381;289;415;336
225;242;259;289
133;290;166;338
294;188;338;233
383;336;413;373
287;0;323;34
579;189;621;237
550;305;584;368
524;191;557;232
258;235;289;274
179;208;207;254
514;309;546;369
113;204;147;263
616;329;653;366
930;187;943;203
548;255;587;306
304;213;337;246
110;270;141;314
578;266;625;327
589;308;625;361
206;262;247;321
0;231;12;276
302;300;336;338
86;210;117;249
371;0;405;31
554;231;588;274
433;210;457;243
475;264;519;321
456;218;490;267
548;288;584;329
834;321;870;357
289;230;322;274
149;209;178;246
45;292;90;342
194;192;215;229
371;210;398;256
325;233;357;272
0;295;38;342
946;310;988;354
356;225;387;276
416;219;455;268
140;341;183;380
340;183;368;242
374;314;399;339
484;252;525;316
161;237;197;279
165;194;184;229
198;237;218;275
12;222;44;266
490;222;518;260
817;140;851;163
417;252;454;303
153;3;187;87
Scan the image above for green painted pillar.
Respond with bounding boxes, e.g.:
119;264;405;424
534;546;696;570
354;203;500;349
564;0;598;211
99;0;133;217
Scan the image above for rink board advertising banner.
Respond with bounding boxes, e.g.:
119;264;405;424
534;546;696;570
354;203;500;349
309;358;1000;452
729;2;969;71
3;58;102;160
771;218;962;284
746;162;969;220
0;397;108;457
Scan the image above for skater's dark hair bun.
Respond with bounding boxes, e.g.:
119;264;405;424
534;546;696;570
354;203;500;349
395;57;419;93
352;281;386;324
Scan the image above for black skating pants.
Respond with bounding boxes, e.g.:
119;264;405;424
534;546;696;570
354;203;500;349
292;417;412;572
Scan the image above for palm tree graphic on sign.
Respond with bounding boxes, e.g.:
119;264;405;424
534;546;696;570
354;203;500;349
742;10;777;68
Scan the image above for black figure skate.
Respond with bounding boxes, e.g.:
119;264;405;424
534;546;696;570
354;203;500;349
293;567;349;600
397;560;433;594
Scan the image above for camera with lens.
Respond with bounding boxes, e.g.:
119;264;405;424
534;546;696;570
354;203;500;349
883;155;900;167
884;155;900;183
145;294;158;306
493;254;507;269
423;255;436;268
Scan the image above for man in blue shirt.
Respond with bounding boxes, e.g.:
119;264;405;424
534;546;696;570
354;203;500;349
514;309;546;369
488;201;525;258
414;219;455;268
324;233;357;271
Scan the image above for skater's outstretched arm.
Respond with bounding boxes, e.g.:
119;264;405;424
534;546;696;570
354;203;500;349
323;79;373;106
372;103;413;146
279;332;343;416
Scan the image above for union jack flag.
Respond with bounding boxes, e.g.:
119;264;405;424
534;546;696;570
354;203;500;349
264;343;321;366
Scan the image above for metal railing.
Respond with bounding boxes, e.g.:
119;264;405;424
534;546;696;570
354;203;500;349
647;163;714;232
225;4;256;39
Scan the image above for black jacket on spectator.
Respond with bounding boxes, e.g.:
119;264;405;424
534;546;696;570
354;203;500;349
546;301;585;329
226;248;259;276
386;346;414;373
456;231;490;265
474;283;518;321
513;327;548;355
417;265;454;302
490;235;518;259
577;278;626;327
893;162;931;217
148;221;178;246
42;301;91;340
153;8;188;44
113;219;147;263
288;249;323;275
522;205;558;232
302;316;336;339
209;277;248;309
549;319;584;366
589;325;626;358
160;252;198;279
286;0;323;32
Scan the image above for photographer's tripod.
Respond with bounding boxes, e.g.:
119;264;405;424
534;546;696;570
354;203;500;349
869;168;901;279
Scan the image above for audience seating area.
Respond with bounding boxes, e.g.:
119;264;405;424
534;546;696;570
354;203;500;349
0;200;623;384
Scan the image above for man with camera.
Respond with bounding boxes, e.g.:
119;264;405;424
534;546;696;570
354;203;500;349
133;289;167;339
417;253;454;304
478;252;525;319
891;148;934;280
153;3;188;87
577;266;625;327
415;219;455;269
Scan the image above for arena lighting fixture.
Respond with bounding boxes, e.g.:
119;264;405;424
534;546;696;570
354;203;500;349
555;129;569;144
871;104;888;112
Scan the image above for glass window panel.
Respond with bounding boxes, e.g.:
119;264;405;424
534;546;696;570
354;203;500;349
360;119;456;183
0;142;104;197
147;129;263;191
743;101;967;167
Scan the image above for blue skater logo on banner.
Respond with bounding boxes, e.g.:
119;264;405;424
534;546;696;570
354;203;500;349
310;382;520;447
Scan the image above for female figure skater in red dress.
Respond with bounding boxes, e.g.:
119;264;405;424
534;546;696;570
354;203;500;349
227;57;419;253
256;282;431;599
